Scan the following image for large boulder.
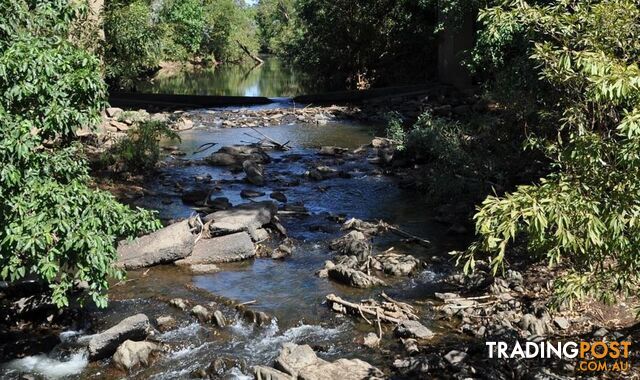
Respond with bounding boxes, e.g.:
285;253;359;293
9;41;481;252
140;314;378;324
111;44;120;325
327;266;386;288
299;358;384;380
205;146;270;168
203;201;276;239
88;314;151;360
275;343;324;377
116;220;195;269
175;232;255;265
329;231;371;262
272;344;383;380
112;340;160;371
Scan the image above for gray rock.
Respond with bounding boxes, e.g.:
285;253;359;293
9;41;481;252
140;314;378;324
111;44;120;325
329;231;371;262
444;350;468;366
299;358;384;380
155;316;176;332
254;366;293;380
593;327;608;337
318;146;349;156
243;160;265;185
169;298;188;311
241;189;265;198
402;338;419;355
275;343;323;377
327;266;386;288
188;264;220;273
112;340;159;371
273;343;383;380
363;332;380;348
105;107;123;118
175;232;255;265
519;314;547;336
375;253;420;276
191;305;211;322
270;191;287;203
203;201;277;237
88;314;150;359
213;310;226;327
553;316;570;330
116;220;195;269
395;320;435;340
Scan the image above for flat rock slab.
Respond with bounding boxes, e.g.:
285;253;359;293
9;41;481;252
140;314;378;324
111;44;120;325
116;220;195;269
203;201;276;238
394;320;434;340
88;314;150;360
175;232;255;265
254;366;293;380
299;358;384;380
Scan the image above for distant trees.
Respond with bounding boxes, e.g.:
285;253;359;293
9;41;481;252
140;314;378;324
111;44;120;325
0;0;160;308
255;0;438;89
104;0;260;87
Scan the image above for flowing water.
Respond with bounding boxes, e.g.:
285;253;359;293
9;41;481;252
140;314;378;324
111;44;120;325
1;104;468;379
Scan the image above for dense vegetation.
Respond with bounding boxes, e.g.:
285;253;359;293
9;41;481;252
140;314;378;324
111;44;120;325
0;1;160;308
257;0;438;89
104;0;259;87
461;0;640;305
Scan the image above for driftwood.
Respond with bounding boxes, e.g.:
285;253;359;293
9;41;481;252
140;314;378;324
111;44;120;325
326;293;419;325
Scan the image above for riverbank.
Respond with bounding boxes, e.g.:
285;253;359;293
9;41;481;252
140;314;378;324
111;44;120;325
2;95;639;379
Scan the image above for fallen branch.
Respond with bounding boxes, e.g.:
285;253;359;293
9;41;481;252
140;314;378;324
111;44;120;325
193;142;217;154
326;293;402;324
250;127;290;150
380;222;430;247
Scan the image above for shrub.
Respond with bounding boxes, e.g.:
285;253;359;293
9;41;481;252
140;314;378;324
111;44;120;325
459;0;640;306
0;1;160;308
105;120;180;173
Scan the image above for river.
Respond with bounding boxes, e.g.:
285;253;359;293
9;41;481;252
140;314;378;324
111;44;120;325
134;58;318;97
1;63;468;379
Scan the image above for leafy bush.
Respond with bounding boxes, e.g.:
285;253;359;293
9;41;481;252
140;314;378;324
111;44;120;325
287;0;438;88
384;112;406;148
0;1;160;308
104;0;163;88
459;0;640;306
105;120;180;173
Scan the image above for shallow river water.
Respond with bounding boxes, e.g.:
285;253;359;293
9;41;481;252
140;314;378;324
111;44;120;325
1;105;468;379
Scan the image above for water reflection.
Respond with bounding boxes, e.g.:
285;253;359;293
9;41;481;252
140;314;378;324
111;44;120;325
135;58;316;97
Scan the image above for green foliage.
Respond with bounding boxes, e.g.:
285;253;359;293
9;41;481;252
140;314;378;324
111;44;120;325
286;0;438;88
200;0;260;63
459;0;640;306
384;112;406;149
0;0;160;308
104;120;180;173
104;0;163;88
255;0;297;55
160;0;205;59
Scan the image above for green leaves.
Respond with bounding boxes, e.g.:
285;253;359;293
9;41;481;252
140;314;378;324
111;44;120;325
0;1;160;309
461;0;640;306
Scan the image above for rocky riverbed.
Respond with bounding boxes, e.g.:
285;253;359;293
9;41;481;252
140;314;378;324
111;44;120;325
2;98;639;379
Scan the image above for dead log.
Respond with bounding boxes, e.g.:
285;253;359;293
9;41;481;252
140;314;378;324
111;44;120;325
237;41;264;65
